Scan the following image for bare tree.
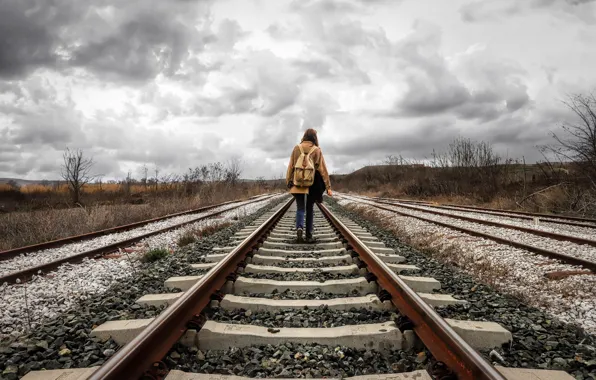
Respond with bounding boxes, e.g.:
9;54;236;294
124;170;133;195
549;93;596;183
153;165;159;191
61;148;95;205
141;164;149;189
225;157;243;185
384;155;410;166
6;179;19;190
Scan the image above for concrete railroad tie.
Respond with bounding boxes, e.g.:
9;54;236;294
20;368;576;380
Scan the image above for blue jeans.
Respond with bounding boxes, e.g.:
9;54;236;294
293;193;314;235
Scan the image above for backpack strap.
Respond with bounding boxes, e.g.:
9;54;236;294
305;146;318;158
297;144;305;155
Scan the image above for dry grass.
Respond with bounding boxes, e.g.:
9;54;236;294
333;161;596;216
193;222;234;238
176;221;234;247
2;182;177;194
0;185;265;251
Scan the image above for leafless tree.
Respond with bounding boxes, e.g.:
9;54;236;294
122;170;133;195
141;164;149;188
549;93;596;183
153;165;159;191
225;157;243;185
6;179;19;190
61;148;95;205
384;154;410;166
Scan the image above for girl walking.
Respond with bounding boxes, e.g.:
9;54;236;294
286;129;332;243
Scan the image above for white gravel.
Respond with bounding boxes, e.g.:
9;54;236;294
338;195;596;335
0;195;273;277
439;203;596;227
346;195;596;263
0;195;285;338
393;202;596;242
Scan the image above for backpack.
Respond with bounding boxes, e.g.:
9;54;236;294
293;144;317;187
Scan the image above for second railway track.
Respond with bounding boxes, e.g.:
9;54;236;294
18;196;576;380
342;193;596;273
0;194;277;285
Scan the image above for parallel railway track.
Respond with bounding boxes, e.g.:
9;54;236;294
0;194;276;285
342;193;596;273
20;196;575;380
374;196;596;229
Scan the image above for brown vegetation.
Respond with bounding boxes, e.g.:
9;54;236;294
0;157;284;251
177;221;234;247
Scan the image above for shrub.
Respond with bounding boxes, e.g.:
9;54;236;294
195;222;233;238
142;248;170;262
177;231;197;247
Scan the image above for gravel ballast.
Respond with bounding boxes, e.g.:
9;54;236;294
241;289;371;300
347;195;596;264
330;196;596;379
207;308;396;328
240;271;362;282
0;195;289;379
170;343;429;378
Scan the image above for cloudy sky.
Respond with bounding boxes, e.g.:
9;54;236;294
1;0;596;180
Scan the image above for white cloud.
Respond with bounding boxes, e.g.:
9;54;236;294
1;0;596;180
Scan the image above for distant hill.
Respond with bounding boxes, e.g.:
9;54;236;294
0;178;62;186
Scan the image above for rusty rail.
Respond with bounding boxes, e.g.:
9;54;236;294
317;202;506;380
344;197;596;272
1;193;275;261
87;197;293;380
376;199;596;247
1;195;277;285
372;196;596;226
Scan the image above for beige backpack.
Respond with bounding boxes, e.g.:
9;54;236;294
293;144;317;187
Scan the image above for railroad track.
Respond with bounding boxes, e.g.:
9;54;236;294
21;196;574;380
374;196;596;229
341;193;596;273
0;194;277;285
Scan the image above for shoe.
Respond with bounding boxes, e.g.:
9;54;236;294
305;234;315;244
296;228;303;243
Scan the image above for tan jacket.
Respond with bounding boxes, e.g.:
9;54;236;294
286;141;331;194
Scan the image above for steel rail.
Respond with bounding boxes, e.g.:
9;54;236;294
0;193;275;261
317;202;506;380
373;199;596;248
1;195;277;285
341;196;596;272
372;196;596;229
372;196;596;225
87;197;294;380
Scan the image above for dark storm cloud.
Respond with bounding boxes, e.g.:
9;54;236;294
389;21;531;123
391;21;470;116
71;4;216;83
0;0;215;82
0;0;70;78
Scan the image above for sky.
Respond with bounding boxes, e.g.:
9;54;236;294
1;0;596;180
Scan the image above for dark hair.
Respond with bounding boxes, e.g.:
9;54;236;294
301;128;319;146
